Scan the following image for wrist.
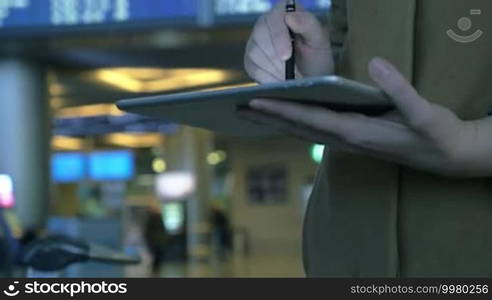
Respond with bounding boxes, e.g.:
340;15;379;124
452;120;492;177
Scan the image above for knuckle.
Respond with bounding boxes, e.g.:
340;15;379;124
249;45;265;61
390;80;409;97
257;14;267;25
409;116;430;130
243;51;252;68
244;67;255;81
252;69;263;82
243;60;256;81
409;108;433;130
253;15;268;35
244;42;253;60
292;13;316;33
303;12;320;28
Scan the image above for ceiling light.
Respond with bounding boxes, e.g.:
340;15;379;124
52;136;85;151
90;67;240;93
104;133;164;148
155;172;196;200
56;103;124;118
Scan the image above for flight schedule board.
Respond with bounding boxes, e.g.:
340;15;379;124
215;0;331;17
0;0;330;36
0;0;198;33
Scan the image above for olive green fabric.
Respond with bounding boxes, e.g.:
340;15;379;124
303;0;492;277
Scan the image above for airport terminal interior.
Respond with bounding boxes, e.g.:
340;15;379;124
0;0;332;277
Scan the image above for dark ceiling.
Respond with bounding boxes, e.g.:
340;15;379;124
2;27;253;108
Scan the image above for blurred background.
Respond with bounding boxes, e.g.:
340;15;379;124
0;0;331;278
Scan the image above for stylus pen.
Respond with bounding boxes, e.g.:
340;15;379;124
285;0;296;80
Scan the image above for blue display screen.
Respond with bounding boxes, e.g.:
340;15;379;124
214;0;331;17
52;152;86;183
0;0;198;30
88;150;134;181
0;0;330;32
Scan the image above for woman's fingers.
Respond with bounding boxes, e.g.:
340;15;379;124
245;38;283;80
236;108;363;154
368;57;433;132
265;1;293;61
248;99;418;156
244;58;282;83
251;15;285;74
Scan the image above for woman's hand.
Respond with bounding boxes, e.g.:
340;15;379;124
244;0;334;83
241;57;490;177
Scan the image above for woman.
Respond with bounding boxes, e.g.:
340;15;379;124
243;0;492;277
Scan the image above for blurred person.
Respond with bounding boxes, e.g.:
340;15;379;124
80;184;107;219
143;206;169;277
19;229;38;247
209;205;232;260
243;0;492;277
124;208;153;277
0;209;17;276
0;211;38;276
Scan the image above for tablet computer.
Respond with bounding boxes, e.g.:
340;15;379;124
117;76;393;137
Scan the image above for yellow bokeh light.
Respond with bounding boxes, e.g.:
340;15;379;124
206;150;227;165
56;103;124;118
90;68;240;93
104;133;164;148
199;82;257;92
49;83;66;97
52;136;85;151
152;158;167;173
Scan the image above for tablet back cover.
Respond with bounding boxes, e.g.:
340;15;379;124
117;76;392;137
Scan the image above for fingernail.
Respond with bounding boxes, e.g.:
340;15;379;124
282;51;292;61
